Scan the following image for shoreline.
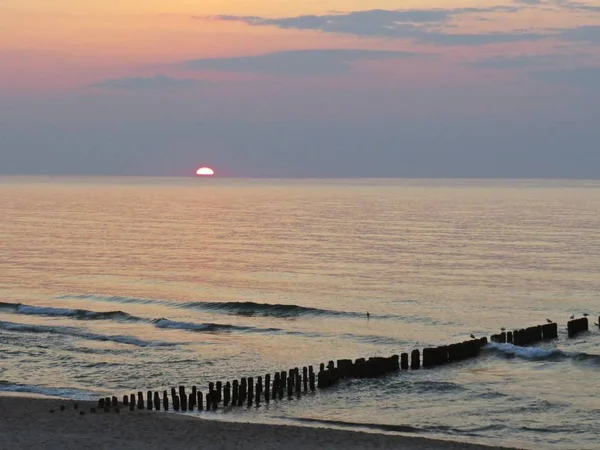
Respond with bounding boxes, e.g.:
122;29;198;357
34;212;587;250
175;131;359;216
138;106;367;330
0;394;522;450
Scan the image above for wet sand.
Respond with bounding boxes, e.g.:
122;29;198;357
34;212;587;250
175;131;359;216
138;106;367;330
0;395;521;450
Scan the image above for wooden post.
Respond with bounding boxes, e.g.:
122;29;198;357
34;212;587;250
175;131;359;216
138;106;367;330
542;322;558;340
272;373;279;400
506;331;513;344
247;377;254;407
197;391;203;411
137;392;144;409
129;394;135;411
122;395;129;406
423;348;436;368
302;367;308;392
173;395;180;411
111;396;118;407
216;382;222;403
224;381;231;407
287;376;293;398
170;388;177;410
265;374;271;403
401;353;409;370
147;391;152;410
98;398;105;409
256;377;262;406
163;391;169;411
212;391;218;411
232;380;239;406
179;386;187;411
239;378;247;406
411;349;420;369
295;373;301;397
190;386;197;410
280;371;287;389
309;366;315;391
256;377;263;399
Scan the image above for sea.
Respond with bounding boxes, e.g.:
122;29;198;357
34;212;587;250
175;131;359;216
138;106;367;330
1;176;599;449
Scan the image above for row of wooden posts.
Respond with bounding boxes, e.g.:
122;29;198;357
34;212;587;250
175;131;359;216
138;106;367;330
96;317;596;413
98;367;318;412
490;322;558;346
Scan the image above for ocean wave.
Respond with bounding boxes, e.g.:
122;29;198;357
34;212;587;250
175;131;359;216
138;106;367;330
0;381;97;400
486;343;565;360
152;318;281;334
56;294;367;319
182;301;353;318
0;320;176;347
0;302;137;321
293;417;506;437
570;351;600;366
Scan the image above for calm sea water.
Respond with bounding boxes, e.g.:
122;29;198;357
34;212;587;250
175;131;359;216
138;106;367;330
1;177;599;449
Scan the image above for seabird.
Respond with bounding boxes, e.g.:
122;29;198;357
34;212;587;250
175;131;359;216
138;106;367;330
570;314;575;319
583;313;589;317
546;319;553;324
470;334;476;339
500;327;506;332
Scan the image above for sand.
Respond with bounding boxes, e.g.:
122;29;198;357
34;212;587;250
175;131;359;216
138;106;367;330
0;395;520;450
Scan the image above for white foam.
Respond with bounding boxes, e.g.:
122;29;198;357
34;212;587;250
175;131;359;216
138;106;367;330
487;342;564;360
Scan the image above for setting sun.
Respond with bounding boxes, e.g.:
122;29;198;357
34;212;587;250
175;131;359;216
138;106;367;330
196;167;215;176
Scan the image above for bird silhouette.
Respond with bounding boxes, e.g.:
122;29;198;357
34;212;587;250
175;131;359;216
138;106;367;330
583;313;589;317
500;327;506;332
546;319;553;324
470;334;476;339
570;314;575;319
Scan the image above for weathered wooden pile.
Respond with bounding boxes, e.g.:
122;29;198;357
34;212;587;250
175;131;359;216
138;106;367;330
95;317;593;414
567;317;588;338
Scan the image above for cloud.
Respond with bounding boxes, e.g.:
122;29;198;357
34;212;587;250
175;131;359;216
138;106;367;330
90;74;198;90
211;9;547;46
468;54;558;69
558;25;600;43
183;49;429;75
554;0;600;13
512;0;544;5
536;66;600;90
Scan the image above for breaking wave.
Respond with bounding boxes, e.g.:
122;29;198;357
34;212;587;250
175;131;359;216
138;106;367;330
0;320;175;347
486;343;565;360
0;302;137;321
152;318;281;334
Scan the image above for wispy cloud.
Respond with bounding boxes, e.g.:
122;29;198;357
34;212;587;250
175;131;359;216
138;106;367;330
554;0;600;13
210;9;547;46
468;54;558;69
183;49;430;75
536;66;600;90
558;25;600;43
90;74;198;90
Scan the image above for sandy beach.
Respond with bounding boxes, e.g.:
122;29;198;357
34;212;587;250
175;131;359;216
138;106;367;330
0;395;520;450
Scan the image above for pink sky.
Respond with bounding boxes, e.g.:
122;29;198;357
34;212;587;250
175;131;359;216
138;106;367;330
1;0;599;177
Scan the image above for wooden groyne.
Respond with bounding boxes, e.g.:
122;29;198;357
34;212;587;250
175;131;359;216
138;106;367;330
95;317;593;414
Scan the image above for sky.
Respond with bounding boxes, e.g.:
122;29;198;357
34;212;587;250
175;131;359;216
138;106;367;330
1;0;600;178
